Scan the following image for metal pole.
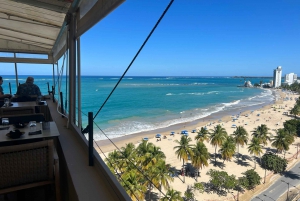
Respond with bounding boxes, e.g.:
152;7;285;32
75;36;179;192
88;112;94;166
77;8;82;129
47;82;50;94
60;92;64;117
77;38;82;129
9;83;11;95
14;53;18;90
52;63;55;94
69;12;76;125
52;86;55;102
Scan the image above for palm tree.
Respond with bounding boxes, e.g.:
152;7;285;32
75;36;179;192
191;141;210;180
160;189;183;201
174;135;193;183
290;105;300;117
121;169;147;201
119;143;136;172
195;127;209;142
271;128;293;158
209;124;227;166
152;160;174;197
248;137;263;168
252;124;271;146
105;150;121;173
219;136;236;164
232;126;249;163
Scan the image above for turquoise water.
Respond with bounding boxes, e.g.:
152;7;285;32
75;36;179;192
2;75;275;140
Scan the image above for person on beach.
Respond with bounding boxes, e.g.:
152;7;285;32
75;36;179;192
16;76;41;96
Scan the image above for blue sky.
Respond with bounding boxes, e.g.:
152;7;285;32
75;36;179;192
1;0;300;76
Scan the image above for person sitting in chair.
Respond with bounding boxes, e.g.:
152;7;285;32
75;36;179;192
0;76;12;99
16;77;41;97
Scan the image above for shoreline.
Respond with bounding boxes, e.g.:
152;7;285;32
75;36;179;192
95;89;277;153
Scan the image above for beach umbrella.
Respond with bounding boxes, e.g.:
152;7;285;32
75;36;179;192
170;131;175;135
232;124;236;128
192;129;196;133
156;134;161;138
143;137;149;141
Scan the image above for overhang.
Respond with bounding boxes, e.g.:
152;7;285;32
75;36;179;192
0;0;125;63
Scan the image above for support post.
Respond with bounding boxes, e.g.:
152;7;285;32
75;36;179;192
60;92;64;118
47;82;50;95
52;86;55;102
88;112;94;166
14;53;18;88
9;83;11;95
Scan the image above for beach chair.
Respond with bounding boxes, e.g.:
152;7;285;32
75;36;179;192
0;140;61;201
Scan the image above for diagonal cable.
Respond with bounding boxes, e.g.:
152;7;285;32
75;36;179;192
93;0;174;121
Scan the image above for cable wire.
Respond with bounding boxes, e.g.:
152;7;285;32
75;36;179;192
92;0;175;121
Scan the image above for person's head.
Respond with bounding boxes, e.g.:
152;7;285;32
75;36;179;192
0;76;3;85
26;77;34;84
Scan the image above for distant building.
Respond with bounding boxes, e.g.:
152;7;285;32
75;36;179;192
273;66;282;88
284;73;298;85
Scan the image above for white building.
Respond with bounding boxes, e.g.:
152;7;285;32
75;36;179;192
273;66;282;88
284;73;298;85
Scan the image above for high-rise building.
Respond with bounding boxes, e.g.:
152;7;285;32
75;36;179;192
273;66;282;88
284;73;297;85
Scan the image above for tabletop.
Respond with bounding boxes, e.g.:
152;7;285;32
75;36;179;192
0;122;59;142
1;101;47;108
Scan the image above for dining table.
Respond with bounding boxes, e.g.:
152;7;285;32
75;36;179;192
0;121;59;144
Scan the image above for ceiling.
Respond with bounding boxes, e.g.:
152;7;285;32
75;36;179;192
0;0;125;63
0;0;72;55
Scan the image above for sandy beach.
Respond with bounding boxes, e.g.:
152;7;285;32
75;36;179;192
96;89;299;201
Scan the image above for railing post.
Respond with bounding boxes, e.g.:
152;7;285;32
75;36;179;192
47;82;50;95
9;83;11;95
52;86;55;102
60;92;64;118
88;112;94;166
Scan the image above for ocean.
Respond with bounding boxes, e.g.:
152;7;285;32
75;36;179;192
2;75;276;140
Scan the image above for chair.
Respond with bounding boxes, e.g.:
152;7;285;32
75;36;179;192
1;113;45;124
0;140;61;201
0;106;35;116
11;95;38;102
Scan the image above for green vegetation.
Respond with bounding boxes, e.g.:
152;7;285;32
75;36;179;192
252;124;271;146
209;125;228;166
191;141;210;180
232;126;249;162
239;169;261;190
284;119;300;136
271;128;294;157
160;189;183;201
282;82;300;94
248;137;263;168
219;136;236;164
174;135;194;183
261;152;288;183
105;141;174;201
195;127;209;142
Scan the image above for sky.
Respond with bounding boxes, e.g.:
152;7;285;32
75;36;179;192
1;0;300;76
